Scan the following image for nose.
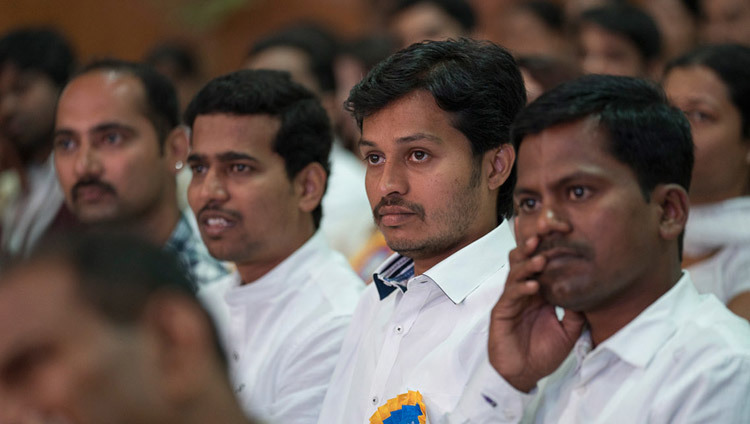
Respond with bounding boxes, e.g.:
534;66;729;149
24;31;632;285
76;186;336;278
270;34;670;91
536;203;571;237
198;168;229;204
73;142;103;178
375;160;408;197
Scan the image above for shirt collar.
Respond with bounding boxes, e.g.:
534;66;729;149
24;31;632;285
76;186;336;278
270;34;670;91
372;221;515;304
588;272;699;368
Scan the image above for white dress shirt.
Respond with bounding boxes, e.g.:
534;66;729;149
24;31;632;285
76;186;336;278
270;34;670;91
198;232;364;424
685;197;750;304
318;222;516;424
452;273;750;424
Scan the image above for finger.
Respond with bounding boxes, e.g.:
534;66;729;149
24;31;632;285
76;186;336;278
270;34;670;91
560;309;586;340
508;253;546;283
508;236;539;265
493;279;540;316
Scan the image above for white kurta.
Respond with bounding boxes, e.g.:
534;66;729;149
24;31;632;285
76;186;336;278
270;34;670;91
318;223;516;424
199;232;364;424
453;273;750;424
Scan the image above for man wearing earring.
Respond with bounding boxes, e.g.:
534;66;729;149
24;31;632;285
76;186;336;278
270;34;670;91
53;59;228;288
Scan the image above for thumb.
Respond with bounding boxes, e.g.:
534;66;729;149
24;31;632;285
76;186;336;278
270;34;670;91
560;309;586;340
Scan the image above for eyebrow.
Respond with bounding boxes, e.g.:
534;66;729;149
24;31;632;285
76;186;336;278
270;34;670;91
514;171;606;197
53;122;137;139
186;151;259;163
359;132;443;148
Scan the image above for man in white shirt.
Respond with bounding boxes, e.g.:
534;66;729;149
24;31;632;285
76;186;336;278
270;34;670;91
456;75;750;423
318;39;526;423
53;59;228;288
184;69;364;424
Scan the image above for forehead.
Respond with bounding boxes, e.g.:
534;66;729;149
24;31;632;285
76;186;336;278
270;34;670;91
57;71;148;125
190;113;281;155
361;90;470;150
516;117;635;185
664;66;731;105
0;262;85;352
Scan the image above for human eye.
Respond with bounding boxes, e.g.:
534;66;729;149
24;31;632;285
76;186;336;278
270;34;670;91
409;150;430;162
53;135;77;153
684;109;713;125
567;185;592;201
515;197;539;214
229;163;253;174
188;162;207;175
364;153;385;166
100;130;125;147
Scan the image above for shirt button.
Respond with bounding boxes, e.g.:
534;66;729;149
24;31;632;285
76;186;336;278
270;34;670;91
232;351;239;361
394;325;403;334
371;396;379;405
236;383;245;394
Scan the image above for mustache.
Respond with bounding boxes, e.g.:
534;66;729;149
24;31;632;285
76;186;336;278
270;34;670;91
72;178;117;201
533;237;593;258
373;195;426;221
196;203;243;221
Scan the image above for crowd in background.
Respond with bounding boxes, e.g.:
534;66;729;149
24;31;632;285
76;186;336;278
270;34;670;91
0;0;749;422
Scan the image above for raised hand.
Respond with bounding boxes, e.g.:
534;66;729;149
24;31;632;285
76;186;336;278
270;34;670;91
487;235;585;393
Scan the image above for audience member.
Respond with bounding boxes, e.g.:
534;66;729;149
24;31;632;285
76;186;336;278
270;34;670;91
0;28;77;261
500;1;573;60
634;0;699;60
0;233;256;424
388;0;475;49
144;41;205;116
663;44;750;320
517;55;582;103
244;24;375;261
53;59;228;289
184;69;364;423
458;75;750;423
318;38;525;423
576;4;663;78
700;0;750;45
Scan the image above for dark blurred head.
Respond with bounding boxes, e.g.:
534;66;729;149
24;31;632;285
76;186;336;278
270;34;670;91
577;4;662;77
389;0;476;48
503;1;572;59
700;0;750;45
0;232;228;423
517;55;583;102
0;28;76;159
245;24;337;96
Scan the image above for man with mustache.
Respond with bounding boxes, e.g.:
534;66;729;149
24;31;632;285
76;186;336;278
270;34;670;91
318;38;525;423
460;75;750;422
184;69;364;424
53;59;228;288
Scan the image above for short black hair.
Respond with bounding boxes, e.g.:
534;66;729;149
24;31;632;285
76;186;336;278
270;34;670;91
392;0;476;32
512;74;693;196
666;43;750;139
0;28;76;89
518;0;565;32
76;59;179;150
346;38;526;222
184;69;332;228
249;24;337;94
579;4;662;61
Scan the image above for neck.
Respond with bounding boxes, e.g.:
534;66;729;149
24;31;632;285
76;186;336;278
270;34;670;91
585;261;682;347
236;223;315;284
178;376;255;424
96;193;181;247
690;176;750;206
412;220;497;276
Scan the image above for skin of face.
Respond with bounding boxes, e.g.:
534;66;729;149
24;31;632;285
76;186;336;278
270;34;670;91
244;47;321;95
579;24;648;77
53;71;176;226
513;117;665;314
187;113;319;276
0;261;166;424
390;2;466;49
359;90;505;274
664;65;750;204
0;64;59;158
701;0;750;44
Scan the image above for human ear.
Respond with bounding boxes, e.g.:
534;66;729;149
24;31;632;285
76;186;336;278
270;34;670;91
652;184;689;241
295;162;327;214
164;126;190;175
487;144;515;190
